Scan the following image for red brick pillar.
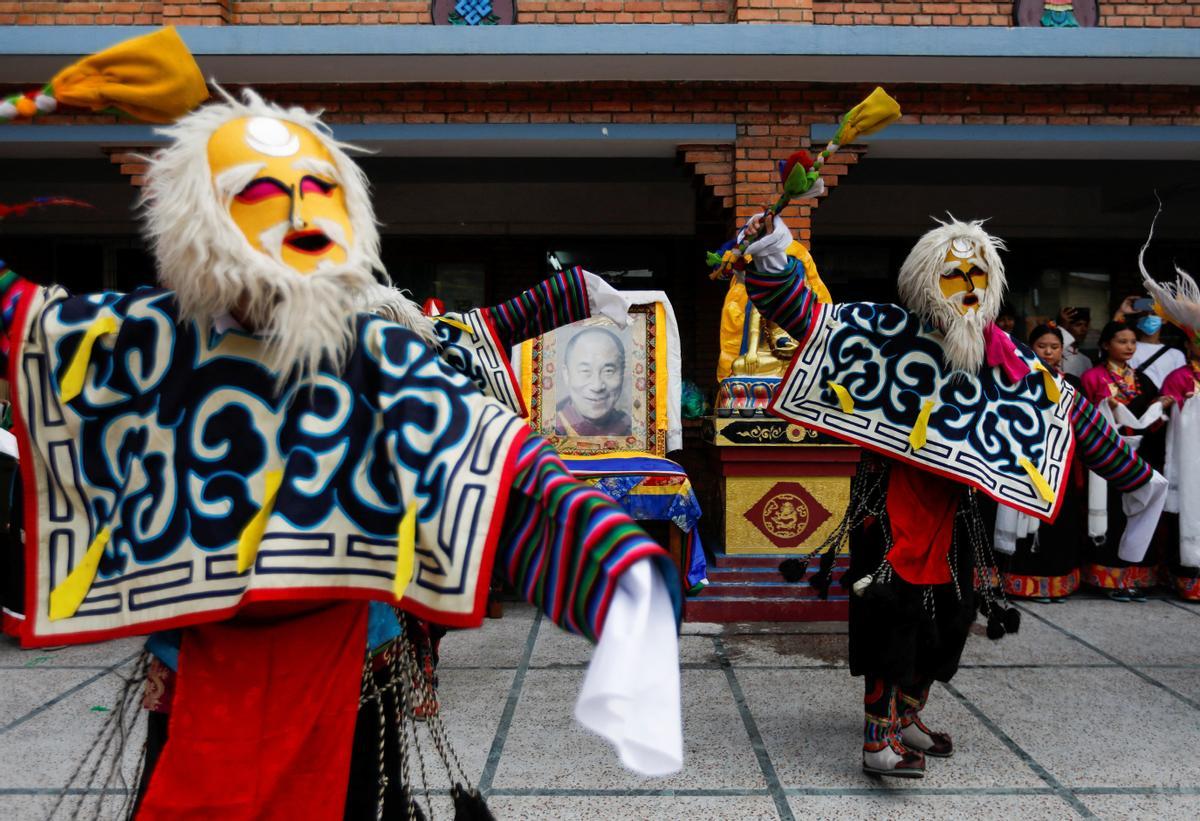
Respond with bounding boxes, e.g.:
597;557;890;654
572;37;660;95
679;144;735;213
734;121;865;246
734;0;813;24
104;148;154;188
163;0;233;25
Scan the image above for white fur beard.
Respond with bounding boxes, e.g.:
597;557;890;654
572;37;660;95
160;235;380;388
252;265;376;388
936;303;988;375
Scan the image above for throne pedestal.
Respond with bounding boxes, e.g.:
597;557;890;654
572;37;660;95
689;416;860;622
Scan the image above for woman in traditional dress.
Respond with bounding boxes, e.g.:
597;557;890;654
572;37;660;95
1080;321;1172;601
998;325;1086;602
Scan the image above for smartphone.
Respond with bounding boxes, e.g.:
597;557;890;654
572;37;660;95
1132;297;1155;312
1073;307;1090;322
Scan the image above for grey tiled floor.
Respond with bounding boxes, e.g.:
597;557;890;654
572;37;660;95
2;594;1198;819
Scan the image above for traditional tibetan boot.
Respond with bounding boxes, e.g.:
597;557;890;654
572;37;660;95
899;681;954;758
862;678;925;778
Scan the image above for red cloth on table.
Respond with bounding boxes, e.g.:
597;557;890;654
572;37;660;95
884;461;961;585
137;602;367;820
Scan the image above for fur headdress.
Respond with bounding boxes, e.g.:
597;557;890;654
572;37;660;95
1139;211;1200;345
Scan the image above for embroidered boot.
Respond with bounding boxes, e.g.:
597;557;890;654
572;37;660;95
899;680;954;758
862;677;925;778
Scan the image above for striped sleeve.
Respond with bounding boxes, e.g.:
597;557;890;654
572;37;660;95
483;266;591;350
743;256;819;341
496;434;682;642
1069;392;1152;493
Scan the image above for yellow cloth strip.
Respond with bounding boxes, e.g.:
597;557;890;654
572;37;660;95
394;503;417;601
1019;456;1057;503
827;381;854;414
655;303;668;431
908;399;935;452
236;470;283;574
520;340;534;407
560;450;663;461
51;28;209;124
434;315;475;336
49;527;111;621
59;316;118;404
1034;362;1061;404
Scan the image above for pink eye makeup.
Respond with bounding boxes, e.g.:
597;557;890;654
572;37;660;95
299;176;337;197
235;177;291;204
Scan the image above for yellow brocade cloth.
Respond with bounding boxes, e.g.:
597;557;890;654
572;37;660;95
50;28;208;123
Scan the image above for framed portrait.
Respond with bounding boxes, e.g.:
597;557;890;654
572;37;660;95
521;304;666;456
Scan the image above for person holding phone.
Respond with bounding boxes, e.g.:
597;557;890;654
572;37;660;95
1119;294;1188;389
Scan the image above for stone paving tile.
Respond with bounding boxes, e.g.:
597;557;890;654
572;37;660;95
438;605;535;669
0;669;108;726
958;602;1110;667
432;668;515;784
786;792;1080;820
0;663;145;791
2;793;130;821
952;667;1200;789
487;794;780;820
719;631;847;668
0;636;143;669
1137;667;1200;705
1022;598;1200;666
530;624;718;668
1080;793;1200;820
491;668;765;791
737;668;1045;790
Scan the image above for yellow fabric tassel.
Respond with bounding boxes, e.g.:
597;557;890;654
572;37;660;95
1019;456;1056;503
1033;362;1061;404
393;503;417;601
909;399;935;451
49;527;111;621
434;315;476;336
59;316;119;404
827;381;854;414
236;470;283;574
50;28;209;124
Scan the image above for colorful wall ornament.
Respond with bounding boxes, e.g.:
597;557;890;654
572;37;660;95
432;0;516;25
1014;0;1099;27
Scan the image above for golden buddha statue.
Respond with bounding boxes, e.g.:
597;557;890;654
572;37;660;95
716;241;830;415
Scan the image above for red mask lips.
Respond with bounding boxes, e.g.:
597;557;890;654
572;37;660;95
283;229;334;255
961;293;980;308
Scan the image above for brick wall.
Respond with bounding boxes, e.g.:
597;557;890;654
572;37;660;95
0;2;163;25
812;2;1010;26
11;0;1196;25
1101;1;1198;28
518;1;734;24
735;0;813;23
234;2;429;24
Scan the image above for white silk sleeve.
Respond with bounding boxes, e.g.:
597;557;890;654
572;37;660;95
574;559;682;777
582;270;635;329
1119;470;1168;563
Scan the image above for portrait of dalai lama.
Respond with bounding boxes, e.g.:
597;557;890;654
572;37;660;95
555;326;633;437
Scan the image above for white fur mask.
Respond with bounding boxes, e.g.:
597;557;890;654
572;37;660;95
141;87;432;390
898;218;1008;375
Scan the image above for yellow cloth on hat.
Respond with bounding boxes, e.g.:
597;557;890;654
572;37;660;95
50;27;208;124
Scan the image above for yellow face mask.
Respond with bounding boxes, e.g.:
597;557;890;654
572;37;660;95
206;116;353;275
938;240;988;314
